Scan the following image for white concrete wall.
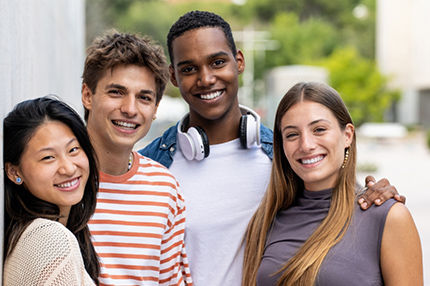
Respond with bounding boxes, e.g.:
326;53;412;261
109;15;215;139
376;0;430;125
0;0;85;280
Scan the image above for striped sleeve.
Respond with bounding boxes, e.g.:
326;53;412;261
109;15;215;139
158;172;192;285
89;152;192;286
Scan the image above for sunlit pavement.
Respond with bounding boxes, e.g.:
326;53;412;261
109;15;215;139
357;130;430;282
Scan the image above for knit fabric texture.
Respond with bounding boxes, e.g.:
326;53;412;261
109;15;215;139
3;218;95;285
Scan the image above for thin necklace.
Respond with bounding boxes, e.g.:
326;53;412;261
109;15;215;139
128;152;133;171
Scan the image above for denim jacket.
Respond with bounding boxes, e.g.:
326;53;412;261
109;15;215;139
139;121;274;168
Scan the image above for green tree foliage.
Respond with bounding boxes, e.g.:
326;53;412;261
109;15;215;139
319;47;400;125
246;0;361;26
85;0;399;123
265;12;339;67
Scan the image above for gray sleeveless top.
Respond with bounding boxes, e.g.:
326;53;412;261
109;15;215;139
257;188;396;286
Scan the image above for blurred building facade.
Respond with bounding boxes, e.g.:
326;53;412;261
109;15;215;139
376;0;430;127
263;66;328;128
0;0;85;280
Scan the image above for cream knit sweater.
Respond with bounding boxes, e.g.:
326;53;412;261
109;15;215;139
3;218;95;285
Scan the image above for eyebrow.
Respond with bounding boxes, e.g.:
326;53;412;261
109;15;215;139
36;137;78;153
105;83;126;91
105;83;155;95
282;118;331;132
176;51;229;68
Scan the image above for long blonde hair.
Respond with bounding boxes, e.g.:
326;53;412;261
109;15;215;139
242;82;357;286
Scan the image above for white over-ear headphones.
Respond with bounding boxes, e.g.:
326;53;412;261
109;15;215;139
177;104;261;161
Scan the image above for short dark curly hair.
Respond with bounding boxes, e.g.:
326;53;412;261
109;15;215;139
82;29;169;121
167;10;237;64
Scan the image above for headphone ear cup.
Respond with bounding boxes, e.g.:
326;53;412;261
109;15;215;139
187;126;210;161
245;114;258;149
239;115;248;149
239;114;258;149
177;130;196;161
194;126;210;159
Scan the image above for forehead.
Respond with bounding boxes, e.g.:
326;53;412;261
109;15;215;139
26;121;74;150
171;27;233;62
281;101;336;124
98;64;156;88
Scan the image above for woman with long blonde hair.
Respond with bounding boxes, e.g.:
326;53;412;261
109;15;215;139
242;82;422;285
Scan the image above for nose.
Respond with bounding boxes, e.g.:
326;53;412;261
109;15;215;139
58;157;77;176
197;67;216;87
299;132;316;153
120;96;138;117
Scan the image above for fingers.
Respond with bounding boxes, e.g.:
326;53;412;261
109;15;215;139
365;175;376;187
358;187;375;210
358;177;403;210
395;194;406;204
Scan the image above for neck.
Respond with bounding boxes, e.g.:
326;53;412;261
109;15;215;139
96;147;133;176
58;207;70;226
188;107;243;145
87;126;134;175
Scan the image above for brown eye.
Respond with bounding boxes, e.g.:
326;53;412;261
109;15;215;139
69;147;80;154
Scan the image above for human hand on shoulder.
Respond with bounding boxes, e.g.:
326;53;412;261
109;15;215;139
358;175;406;210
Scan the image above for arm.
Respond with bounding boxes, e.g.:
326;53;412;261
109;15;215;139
380;203;423;285
159;185;193;286
358;176;406;210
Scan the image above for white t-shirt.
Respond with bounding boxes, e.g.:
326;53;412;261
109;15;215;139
169;138;272;286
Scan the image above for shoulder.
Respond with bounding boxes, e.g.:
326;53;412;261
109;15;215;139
385;202;415;226
355;198;397;223
380;202;423;284
139;125;177;155
260;123;273;139
23;218;74;241
134;152;182;192
10;218;79;260
138;125;178;167
259;123;273;159
135;152;172;173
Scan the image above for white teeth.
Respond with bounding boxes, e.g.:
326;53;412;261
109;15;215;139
301;156;323;165
56;178;78;188
200;91;222;100
114;121;136;129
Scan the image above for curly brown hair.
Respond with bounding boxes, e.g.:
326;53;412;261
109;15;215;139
82;29;169;121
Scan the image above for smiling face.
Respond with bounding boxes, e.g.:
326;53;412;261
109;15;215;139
281;101;354;191
82;64;158;153
8;121;90;221
169;27;245;127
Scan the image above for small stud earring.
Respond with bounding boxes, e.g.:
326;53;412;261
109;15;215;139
16;177;22;184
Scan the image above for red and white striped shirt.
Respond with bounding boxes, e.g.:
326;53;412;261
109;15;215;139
89;152;192;285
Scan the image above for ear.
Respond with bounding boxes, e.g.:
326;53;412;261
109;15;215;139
344;123;355;148
153;102;159;121
82;83;93;112
169;64;178;87
236;50;245;75
5;162;23;185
